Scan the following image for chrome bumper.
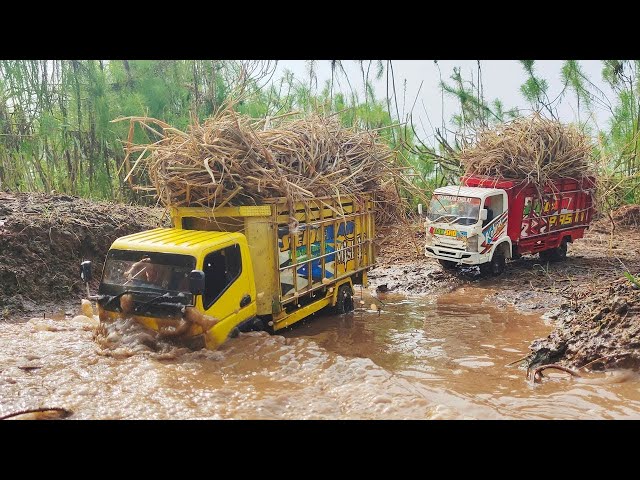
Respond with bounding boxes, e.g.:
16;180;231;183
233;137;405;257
425;245;489;265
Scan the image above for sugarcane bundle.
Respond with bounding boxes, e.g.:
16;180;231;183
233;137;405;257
459;114;594;186
118;109;397;210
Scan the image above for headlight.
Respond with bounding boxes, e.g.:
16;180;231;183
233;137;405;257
467;235;479;252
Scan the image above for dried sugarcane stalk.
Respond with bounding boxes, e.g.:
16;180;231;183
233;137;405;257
114;106;413;225
458;114;595;189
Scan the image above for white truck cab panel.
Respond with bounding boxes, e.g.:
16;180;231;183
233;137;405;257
424;186;509;268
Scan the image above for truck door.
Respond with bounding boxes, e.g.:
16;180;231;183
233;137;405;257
199;242;257;345
483;194;505;226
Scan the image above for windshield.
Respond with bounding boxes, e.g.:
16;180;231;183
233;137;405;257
427;194;481;226
100;250;196;305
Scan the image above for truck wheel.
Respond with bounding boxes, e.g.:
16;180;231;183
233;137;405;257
334;284;354;314
555;239;568;261
539;249;550;263
540;239;568;263
238;317;266;333
480;252;505;276
438;259;458;270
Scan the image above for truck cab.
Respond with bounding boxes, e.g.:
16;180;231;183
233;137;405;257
423;175;595;275
86;195;376;350
424;185;510;274
97;229;258;349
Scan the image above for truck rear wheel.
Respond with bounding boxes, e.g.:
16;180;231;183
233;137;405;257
438;259;458;270
479;252;505;276
540;238;568;263
556;239;568;260
334;284;354;314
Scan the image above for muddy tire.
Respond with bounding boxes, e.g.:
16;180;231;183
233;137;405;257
334;284;354;314
479;252;505;276
538;249;552;263
438;259;458;270
555;238;568;260
240;317;266;333
234;317;266;334
539;239;568;263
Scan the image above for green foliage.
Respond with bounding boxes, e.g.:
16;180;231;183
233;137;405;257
0;60;437;210
518;60;554;117
0;60;260;201
623;272;640;288
441;66;512;132
2;59;640;212
520;76;549;104
561;60;591;108
595;61;640;204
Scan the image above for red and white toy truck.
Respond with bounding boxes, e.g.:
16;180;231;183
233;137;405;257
423;175;596;275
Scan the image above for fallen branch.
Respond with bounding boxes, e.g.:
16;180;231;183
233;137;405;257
527;364;582;383
0;407;72;420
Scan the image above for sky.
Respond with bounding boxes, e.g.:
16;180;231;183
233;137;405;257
273;60;615;147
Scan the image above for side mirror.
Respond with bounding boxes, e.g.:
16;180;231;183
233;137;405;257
80;261;92;283
480;209;488;221
417;204;423;216
189;270;205;295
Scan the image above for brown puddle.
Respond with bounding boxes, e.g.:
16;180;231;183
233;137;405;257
1;287;640;419
285;286;640;419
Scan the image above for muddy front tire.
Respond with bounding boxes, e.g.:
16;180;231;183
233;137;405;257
334;284;354;314
479;252;505;276
438;259;458;270
229;317;266;339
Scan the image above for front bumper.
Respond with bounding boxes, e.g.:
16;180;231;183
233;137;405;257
425;244;489;265
97;306;202;337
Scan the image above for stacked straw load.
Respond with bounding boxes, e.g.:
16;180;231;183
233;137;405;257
121;109;397;210
459;115;594;187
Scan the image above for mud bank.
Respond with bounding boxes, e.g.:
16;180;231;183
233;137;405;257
520;211;640;370
527;277;640;371
369;223;459;296
0;193;166;317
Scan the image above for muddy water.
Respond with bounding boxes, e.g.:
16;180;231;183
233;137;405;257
290;287;640;419
1;287;640;419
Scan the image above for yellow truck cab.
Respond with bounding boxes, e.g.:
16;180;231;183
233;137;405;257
86;195;375;349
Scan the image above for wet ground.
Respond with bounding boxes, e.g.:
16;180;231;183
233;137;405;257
1;194;639;418
370;216;640;370
1;287;639;420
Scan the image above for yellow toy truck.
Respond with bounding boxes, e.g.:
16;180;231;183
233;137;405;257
81;195;375;349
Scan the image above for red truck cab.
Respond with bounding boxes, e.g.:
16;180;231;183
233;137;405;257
424;175;595;275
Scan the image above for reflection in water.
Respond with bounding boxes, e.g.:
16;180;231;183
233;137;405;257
286;286;640;419
1;286;639;419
